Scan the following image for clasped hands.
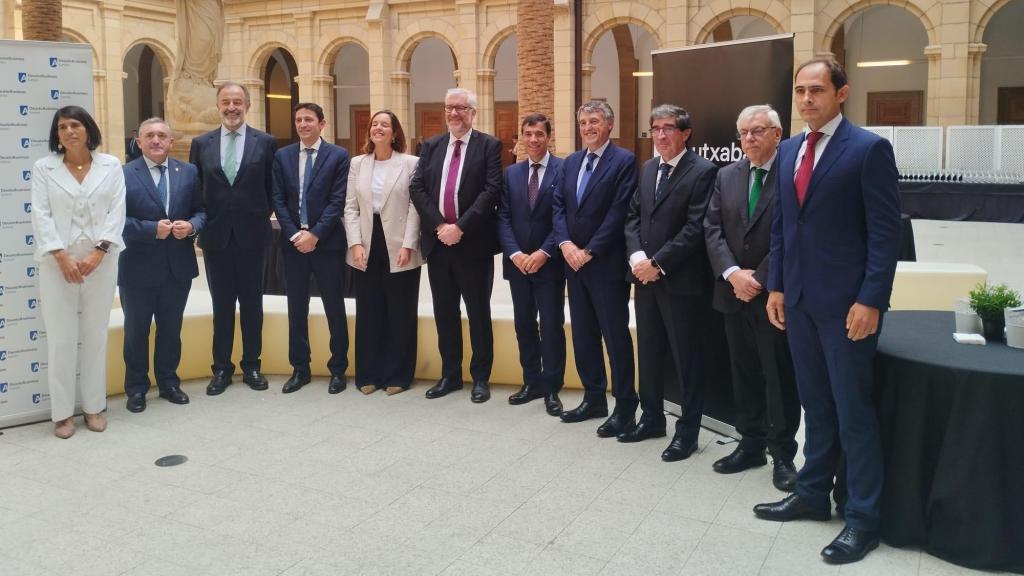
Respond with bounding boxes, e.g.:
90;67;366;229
156;219;194;241
511;251;549;275
53;249;100;284
435;223;463;246
631;259;662;285
560;242;592;272
729;269;762;302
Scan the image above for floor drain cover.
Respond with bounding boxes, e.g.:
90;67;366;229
155;455;188;467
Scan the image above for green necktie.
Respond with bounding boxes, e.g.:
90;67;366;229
224;131;239;185
749;167;766;219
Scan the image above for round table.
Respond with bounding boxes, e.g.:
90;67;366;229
875;310;1024;573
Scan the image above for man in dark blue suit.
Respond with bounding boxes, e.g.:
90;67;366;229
270;102;349;395
189;82;278;395
497;113;565;416
120;118;205;413
553;100;638;437
754;59;901;565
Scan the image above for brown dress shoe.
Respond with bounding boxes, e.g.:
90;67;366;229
359;384;377;395
84;412;107;432
385;386;406;396
54;418;75;439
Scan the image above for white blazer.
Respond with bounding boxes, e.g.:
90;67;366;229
30;151;126;262
344;152;423;272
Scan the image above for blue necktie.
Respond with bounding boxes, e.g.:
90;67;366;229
157;165;168;213
300;148;314;227
655;162;672;201
577;152;598;203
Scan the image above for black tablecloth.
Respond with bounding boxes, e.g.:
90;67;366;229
876;311;1024;573
898;181;1024;223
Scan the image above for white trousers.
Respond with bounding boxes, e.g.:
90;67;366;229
38;239;118;421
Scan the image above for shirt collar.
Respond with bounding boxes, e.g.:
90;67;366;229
221;123;247;140
449;129;473;147
659;147;687;169
752;150;777;172
528;151;550;168
586;139;611;159
804;113;843;138
300;137;323;152
143;155;167;170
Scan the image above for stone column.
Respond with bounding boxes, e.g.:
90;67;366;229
788;0;816;134
390;71;411;136
242;78;265;131
312;74;335;142
552;0;574;155
965;43;986;125
932;1;973;126
366;1;392;113
925;44;943;125
476;68;496;134
100;2;126;158
454;0;481;94
663;0;688;47
580;63;595;101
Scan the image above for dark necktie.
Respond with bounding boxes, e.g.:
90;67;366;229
577;152;598;203
301;148;314;227
749;167;766;219
528;163;541;209
795;131;823;206
156;165;168;213
443;140;463;224
655;162;672;201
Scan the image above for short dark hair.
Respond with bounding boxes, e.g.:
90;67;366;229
521;113;551;136
363;109;407;155
650;104;692;143
48;106;102;152
294;102;325;122
795;58;848;91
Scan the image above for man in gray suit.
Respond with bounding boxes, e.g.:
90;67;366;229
704;104;800;490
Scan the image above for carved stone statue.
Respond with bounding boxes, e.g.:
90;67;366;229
167;0;224;129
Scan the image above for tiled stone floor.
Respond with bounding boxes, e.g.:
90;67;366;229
0;380;1007;576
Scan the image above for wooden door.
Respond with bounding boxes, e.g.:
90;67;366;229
867;91;924;126
415;103;446;153
343;105;370;152
494;101;519;167
998;87;1024;124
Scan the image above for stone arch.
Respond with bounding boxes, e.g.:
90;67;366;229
247;41;301;81
482;24;517;70
692;4;788;45
821;0;937;53
59;28;100;65
315;33;370;75
581;5;664;64
973;0;1017;42
122;38;174;78
394;28;459;72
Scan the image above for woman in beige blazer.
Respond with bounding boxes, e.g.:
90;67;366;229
344;110;423;395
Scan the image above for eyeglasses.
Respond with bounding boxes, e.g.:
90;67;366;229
737;126;774;139
650;126;679;136
443;105;474;114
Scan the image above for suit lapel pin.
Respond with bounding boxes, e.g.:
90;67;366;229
175;166;180;172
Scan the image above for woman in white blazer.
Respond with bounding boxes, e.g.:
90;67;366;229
31;106;126;438
344;110;423;395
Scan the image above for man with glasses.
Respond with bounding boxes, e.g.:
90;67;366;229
620;104;718;461
410;88;503;403
703;105;800;489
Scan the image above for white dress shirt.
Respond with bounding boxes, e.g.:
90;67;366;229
143;155;171;212
722;150;777;280
794;113;843;176
628;147;688;272
371;155;393;214
220;123;247;170
511;151;551;259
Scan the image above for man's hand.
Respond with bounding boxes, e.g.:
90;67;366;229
846;302;880;341
349;244;367;270
766;290;786;330
728;269;763;302
76;249;104;277
170;220;194;240
560;242;591;272
631;259;662;284
292;230;318;254
396;247;413;268
511;253;529;275
53;250;84;284
522;251;549;274
156;219;172;240
436;223;463;246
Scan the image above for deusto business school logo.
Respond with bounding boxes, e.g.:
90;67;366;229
25;234;34;246
20;137;29;149
22;170;31;181
49;57;59;68
50;89;60;100
26;266;38;278
17;72;27;83
18;105;28;116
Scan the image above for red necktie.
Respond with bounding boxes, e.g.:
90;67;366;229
443;140;463;224
795;131;823;206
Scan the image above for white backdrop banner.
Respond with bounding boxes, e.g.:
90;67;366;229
0;40;93;428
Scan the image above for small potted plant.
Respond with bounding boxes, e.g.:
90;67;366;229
969;283;1022;342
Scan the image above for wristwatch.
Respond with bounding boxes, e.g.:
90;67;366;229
95;240;111;253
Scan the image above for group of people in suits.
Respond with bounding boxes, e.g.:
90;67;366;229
31;57;898;565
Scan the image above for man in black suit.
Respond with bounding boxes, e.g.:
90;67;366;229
270;102;349;395
409;88;502;403
189;82;278;395
552;100;638;437
120;118;205;413
497;113;565;416
704;104;800;489
125;129;143;162
620;104;718;461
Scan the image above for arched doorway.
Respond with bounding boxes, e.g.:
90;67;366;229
123;44;165;139
589;24;657;159
409;37;457;151
493;34;518;167
708;16;778;42
979;0;1024;124
331;43;370;151
832;6;928;126
264;48;299;147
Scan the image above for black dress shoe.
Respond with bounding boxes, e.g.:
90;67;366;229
712;446;767;474
753;493;831;522
661;436;699;462
206;371;232;396
544;393;563;416
772;459;798;492
425;377;463;399
242;370;269;391
821;525;879;564
282;372;311;394
158;387;190;405
508;384;544;405
328;375;347;394
471;380;491;403
559;400;608;423
597;411;636;438
617;419;667;443
126;393;146;413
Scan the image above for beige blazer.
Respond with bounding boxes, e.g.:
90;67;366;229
344;152;423;272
